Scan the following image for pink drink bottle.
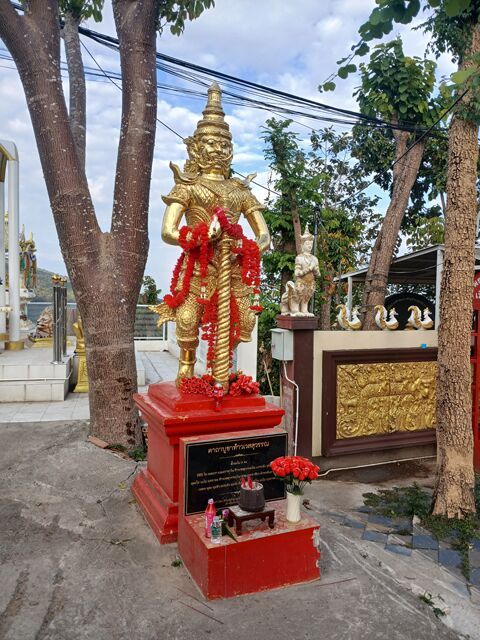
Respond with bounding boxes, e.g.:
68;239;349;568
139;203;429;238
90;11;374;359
205;498;216;538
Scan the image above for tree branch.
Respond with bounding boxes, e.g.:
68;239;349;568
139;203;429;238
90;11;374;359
0;0;101;280
63;10;86;170
0;0;26;59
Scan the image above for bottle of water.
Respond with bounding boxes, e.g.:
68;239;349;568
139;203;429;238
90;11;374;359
211;516;222;544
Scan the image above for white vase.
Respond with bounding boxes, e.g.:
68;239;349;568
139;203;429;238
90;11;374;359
286;491;302;523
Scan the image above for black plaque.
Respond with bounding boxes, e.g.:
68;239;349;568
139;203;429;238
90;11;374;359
184;432;287;515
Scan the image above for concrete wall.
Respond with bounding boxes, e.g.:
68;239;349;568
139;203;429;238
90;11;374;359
312;330;438;456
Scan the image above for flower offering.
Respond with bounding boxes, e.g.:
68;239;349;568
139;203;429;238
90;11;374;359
270;456;320;495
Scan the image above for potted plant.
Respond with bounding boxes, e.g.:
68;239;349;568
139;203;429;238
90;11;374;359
270;456;319;523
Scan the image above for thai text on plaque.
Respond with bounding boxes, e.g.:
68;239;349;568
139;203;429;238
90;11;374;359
184;432;287;515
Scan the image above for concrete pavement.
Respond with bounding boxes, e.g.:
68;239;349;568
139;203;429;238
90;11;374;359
1;420;476;640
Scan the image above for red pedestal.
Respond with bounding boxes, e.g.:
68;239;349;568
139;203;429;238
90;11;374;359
132;382;284;544
178;503;320;599
177;430;320;599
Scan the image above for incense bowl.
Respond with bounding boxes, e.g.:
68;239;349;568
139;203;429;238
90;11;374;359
239;482;265;512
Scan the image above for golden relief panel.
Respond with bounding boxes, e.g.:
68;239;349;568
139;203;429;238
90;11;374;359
336;361;436;439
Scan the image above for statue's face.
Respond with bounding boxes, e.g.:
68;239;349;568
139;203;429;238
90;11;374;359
303;239;313;254
194;134;233;175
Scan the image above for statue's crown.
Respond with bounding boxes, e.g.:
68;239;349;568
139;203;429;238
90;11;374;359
300;225;314;242
190;81;232;141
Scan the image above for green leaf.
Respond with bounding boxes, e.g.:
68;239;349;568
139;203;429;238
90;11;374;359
345;63;357;73
338;66;349;79
369;8;383;25
451;67;475;84
323;81;337;92
356;42;370;57
444;0;471;17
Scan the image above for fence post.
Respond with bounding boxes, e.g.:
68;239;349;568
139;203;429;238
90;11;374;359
61;277;67;356
51;274;64;364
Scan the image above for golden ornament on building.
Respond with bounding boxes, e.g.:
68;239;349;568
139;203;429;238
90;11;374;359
151;82;270;390
336;361;436;439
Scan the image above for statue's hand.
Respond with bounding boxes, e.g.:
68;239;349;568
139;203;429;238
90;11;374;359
208;215;222;240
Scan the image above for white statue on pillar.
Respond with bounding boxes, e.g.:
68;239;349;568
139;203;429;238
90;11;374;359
18;225;36;331
280;226;320;317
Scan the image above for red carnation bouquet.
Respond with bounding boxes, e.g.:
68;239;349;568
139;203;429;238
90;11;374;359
270;456;320;495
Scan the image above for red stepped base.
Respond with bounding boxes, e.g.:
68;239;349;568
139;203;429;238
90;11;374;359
132;382;284;544
178;501;320;599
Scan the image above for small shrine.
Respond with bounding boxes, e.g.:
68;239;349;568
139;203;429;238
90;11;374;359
132;83;320;598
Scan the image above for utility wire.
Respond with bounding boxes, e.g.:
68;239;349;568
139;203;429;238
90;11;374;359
5;2;461;276
77;22;438;135
335;87;470;208
79;41;184;140
77;41;456;209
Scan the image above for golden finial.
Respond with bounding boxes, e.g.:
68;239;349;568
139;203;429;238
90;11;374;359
189;81;232;141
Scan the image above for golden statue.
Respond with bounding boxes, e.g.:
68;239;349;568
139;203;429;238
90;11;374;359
152;82;270;389
73;314;88;393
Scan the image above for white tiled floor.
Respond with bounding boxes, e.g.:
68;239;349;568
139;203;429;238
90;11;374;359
0;349;180;423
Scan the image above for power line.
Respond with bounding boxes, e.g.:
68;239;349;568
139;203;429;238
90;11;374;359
4;3;459;261
77;23;439;136
80;41;184;140
336;86;469;208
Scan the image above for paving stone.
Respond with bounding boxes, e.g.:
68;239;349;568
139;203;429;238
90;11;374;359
412;534;439;550
470;568;480;586
471;537;480;551
438;549;462;569
362;529;388;544
389;518;413;534
413;548;439;563
387;533;412;547
343;517;365;530
386;544;412;557
449;581;471;598
468;548;480;569
357;505;373;514
368;514;395;527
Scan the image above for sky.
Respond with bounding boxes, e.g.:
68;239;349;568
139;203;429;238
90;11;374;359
0;0;456;296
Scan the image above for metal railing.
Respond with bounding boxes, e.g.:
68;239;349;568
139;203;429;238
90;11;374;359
51;278;67;364
25;302;168;341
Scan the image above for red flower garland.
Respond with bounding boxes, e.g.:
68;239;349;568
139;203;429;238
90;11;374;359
180;372;259;397
163;206;263;385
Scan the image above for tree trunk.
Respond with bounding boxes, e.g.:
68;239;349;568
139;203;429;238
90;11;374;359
362;128;425;329
279;237;296;297
433;27;480;517
319;291;332;330
291;201;303;255
0;0;157;447
63;10;86;170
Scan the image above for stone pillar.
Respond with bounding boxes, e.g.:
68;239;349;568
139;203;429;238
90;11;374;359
0;179;6;349
276;315;318;457
1;140;22;350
